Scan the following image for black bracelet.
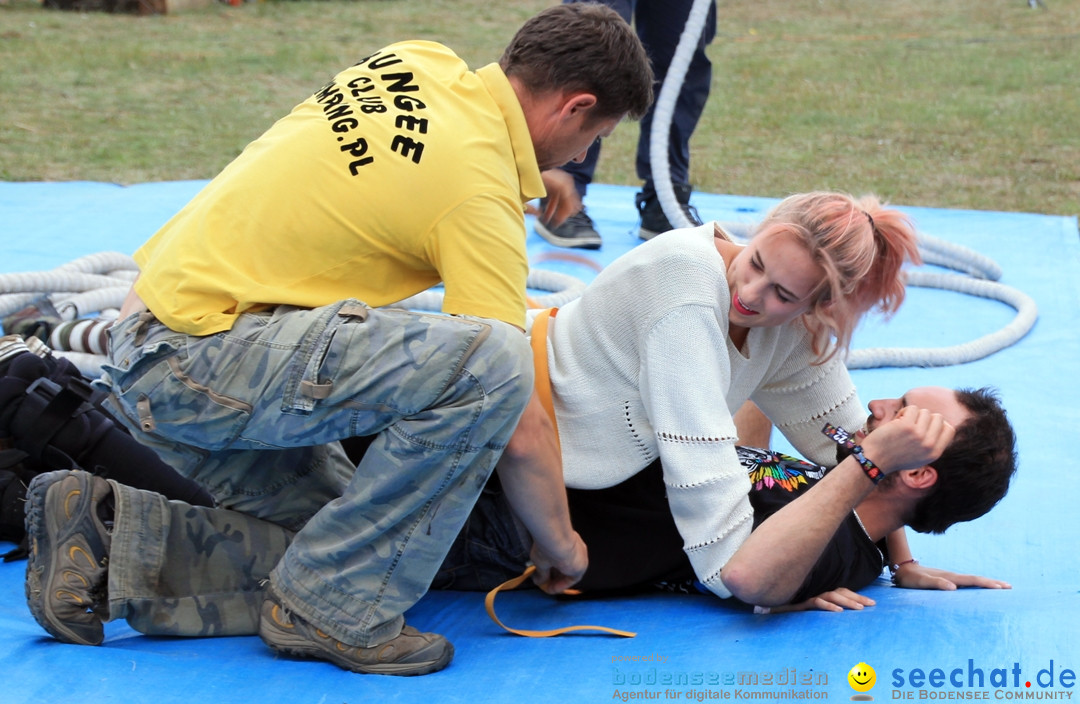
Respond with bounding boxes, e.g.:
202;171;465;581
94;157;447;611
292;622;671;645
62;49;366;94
821;423;884;484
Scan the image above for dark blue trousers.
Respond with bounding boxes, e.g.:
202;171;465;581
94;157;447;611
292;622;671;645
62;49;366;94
562;0;717;197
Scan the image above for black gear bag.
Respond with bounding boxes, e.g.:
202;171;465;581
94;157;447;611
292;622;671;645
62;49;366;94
0;350;215;560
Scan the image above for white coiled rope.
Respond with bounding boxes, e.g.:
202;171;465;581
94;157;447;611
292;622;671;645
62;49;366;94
0;252;137;321
917;232;1002;280
846;270;1038;369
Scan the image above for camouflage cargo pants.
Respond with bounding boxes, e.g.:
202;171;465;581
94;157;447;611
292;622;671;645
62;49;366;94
98;299;532;647
103;479;295;637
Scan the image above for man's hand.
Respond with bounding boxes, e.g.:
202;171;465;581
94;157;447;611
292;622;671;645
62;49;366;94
530;531;588;594
861;405;955;475
496;394;588;594
893;562;1012;591
525;169;582;228
762;588;876;614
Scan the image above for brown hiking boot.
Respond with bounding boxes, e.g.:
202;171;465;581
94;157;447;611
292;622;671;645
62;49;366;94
258;586;453;676
24;469;112;646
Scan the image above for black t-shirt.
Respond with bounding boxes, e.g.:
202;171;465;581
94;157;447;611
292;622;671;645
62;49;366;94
567;447;886;603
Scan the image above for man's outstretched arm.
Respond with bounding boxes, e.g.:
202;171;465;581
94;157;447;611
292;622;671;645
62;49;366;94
495;392;587;594
720;406;954;607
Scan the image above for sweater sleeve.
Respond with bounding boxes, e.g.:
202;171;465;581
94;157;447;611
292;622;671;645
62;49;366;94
639;306;754;599
752;345;866;468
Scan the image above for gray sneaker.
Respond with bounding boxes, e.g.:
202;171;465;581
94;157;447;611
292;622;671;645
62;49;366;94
258;586;454;676
24;469;113;646
534;205;602;249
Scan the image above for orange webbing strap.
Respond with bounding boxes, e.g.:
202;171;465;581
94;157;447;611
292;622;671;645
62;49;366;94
530;250;605;274
484;565;637;638
530;307;559;444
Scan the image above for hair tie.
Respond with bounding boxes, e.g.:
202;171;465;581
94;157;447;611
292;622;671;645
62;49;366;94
863;210;875;232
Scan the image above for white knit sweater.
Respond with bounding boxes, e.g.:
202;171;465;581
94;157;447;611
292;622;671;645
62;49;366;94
541;223;866;598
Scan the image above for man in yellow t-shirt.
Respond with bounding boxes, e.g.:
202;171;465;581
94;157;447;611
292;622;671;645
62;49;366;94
23;4;653;676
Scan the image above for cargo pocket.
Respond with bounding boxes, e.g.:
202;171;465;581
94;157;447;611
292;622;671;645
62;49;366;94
281;300;370;415
113;345;252;452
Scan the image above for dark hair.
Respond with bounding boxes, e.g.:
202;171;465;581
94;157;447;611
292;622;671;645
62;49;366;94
907;387;1017;534
499;3;654;121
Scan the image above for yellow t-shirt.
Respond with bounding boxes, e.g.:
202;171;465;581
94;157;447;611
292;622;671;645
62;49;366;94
134;42;543;335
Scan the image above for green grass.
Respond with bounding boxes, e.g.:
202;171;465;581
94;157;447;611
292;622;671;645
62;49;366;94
1;0;1077;216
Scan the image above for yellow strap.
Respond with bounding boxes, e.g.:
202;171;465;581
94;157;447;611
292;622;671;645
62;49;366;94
484;565;637;638
530;307;559;440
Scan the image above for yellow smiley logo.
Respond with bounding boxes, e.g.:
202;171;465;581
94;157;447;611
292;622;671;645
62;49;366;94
848;662;877;692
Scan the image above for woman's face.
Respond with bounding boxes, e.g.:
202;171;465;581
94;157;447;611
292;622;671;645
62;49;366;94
726;231;824;329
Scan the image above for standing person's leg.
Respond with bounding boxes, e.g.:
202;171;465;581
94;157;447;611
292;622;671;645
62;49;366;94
534;0;636;250
557;0;634;200
633;0;715;188
634;0;716;238
535;137;606;250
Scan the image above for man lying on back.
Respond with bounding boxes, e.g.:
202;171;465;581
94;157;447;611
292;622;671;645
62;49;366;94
433;386;1017;610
